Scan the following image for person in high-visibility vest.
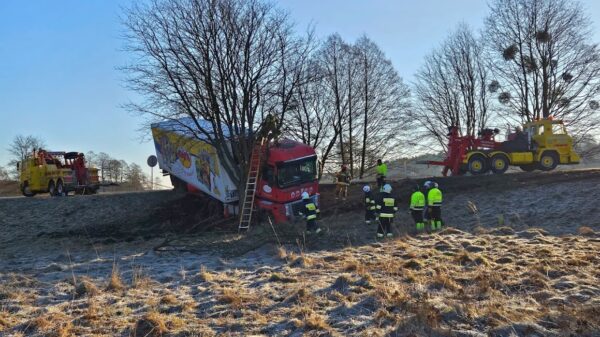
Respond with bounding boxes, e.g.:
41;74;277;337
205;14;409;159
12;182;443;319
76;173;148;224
300;191;321;234
426;182;443;230
375;184;397;238
409;184;426;231
375;159;387;191
363;185;376;225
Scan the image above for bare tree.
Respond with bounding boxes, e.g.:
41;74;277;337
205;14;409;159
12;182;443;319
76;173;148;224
485;0;600;140
319;34;352;170
285;34;410;179
7;135;46;178
8;135;45;162
353;36;411;178
413;24;492;150
123;0;310;198
0;166;9;181
284;58;339;179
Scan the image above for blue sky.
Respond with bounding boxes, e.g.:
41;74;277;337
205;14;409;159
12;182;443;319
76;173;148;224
1;0;600;175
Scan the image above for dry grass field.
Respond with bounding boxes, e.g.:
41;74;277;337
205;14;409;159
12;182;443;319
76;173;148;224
1;170;599;336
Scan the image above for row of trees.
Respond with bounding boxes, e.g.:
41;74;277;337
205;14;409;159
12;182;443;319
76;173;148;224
285;34;411;179
85;151;151;190
125;0;600;191
413;0;600;153
124;0;411;189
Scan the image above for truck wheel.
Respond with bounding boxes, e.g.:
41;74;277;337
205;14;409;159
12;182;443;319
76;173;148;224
519;164;537;172
56;180;65;196
22;182;36;197
490;154;510;174
468;154;489;175
48;180;56;197
538;152;558;171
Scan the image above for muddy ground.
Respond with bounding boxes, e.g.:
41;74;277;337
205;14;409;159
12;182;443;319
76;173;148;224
0;170;599;336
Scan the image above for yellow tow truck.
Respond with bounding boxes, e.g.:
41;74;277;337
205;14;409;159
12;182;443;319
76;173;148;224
18;150;100;197
424;118;580;176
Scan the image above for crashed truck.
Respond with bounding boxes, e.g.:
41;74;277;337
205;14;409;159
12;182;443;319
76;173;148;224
151;118;319;224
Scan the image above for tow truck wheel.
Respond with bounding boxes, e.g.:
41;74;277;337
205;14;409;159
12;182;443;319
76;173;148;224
48;180;56;197
22;182;35;197
490;154;510;174
539;152;558;171
468;154;489;175
56;180;64;196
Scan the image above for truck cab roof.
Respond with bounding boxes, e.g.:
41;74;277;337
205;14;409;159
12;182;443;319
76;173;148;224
267;139;316;165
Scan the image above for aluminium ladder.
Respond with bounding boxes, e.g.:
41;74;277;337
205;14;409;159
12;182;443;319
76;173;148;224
238;138;266;231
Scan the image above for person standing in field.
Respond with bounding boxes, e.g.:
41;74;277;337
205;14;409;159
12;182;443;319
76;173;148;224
363;185;376;225
335;165;351;200
409;184;426;232
375;159;387;192
425;181;443;231
300;192;321;234
375;184;398;238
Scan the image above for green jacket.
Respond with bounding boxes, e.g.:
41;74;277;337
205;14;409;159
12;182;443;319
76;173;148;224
427;188;443;206
376;163;388;176
410;191;425;210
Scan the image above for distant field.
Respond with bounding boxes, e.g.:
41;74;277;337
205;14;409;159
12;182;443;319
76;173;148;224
0;180;19;197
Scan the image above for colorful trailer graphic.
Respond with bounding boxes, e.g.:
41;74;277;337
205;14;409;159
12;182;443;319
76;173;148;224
151;122;237;203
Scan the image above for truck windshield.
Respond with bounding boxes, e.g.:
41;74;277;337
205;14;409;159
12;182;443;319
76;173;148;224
277;156;317;188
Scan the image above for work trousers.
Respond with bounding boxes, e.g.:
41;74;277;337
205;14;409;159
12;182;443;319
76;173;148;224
306;219;317;232
376;176;385;190
365;209;376;223
378;217;393;235
430;206;442;229
336;183;349;198
411;209;424;230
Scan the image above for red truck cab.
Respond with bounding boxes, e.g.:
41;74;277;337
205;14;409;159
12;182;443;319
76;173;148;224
255;139;319;223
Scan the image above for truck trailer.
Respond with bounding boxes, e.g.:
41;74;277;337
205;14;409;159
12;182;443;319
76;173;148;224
151;118;319;224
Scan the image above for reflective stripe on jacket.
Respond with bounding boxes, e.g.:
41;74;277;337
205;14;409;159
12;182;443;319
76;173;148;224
427;188;443;206
410;191;425;210
365;192;376;210
304;202;319;220
376;193;398;218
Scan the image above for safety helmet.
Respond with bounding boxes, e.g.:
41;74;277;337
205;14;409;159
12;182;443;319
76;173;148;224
433;182;439;188
382;184;392;193
301;191;310;200
362;185;370;193
515;126;522;132
423;181;432;189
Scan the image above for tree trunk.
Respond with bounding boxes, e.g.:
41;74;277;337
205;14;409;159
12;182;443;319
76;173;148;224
360;56;368;179
348;66;354;177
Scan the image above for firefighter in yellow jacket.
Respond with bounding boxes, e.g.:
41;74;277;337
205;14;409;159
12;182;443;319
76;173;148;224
409;184;426;231
300;192;321;234
375;184;397;238
363;185;376;225
425;181;443;230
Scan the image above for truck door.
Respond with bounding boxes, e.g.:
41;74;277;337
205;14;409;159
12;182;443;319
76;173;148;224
31;159;47;190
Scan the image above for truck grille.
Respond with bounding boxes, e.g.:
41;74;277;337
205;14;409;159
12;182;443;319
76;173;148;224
285;194;319;219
